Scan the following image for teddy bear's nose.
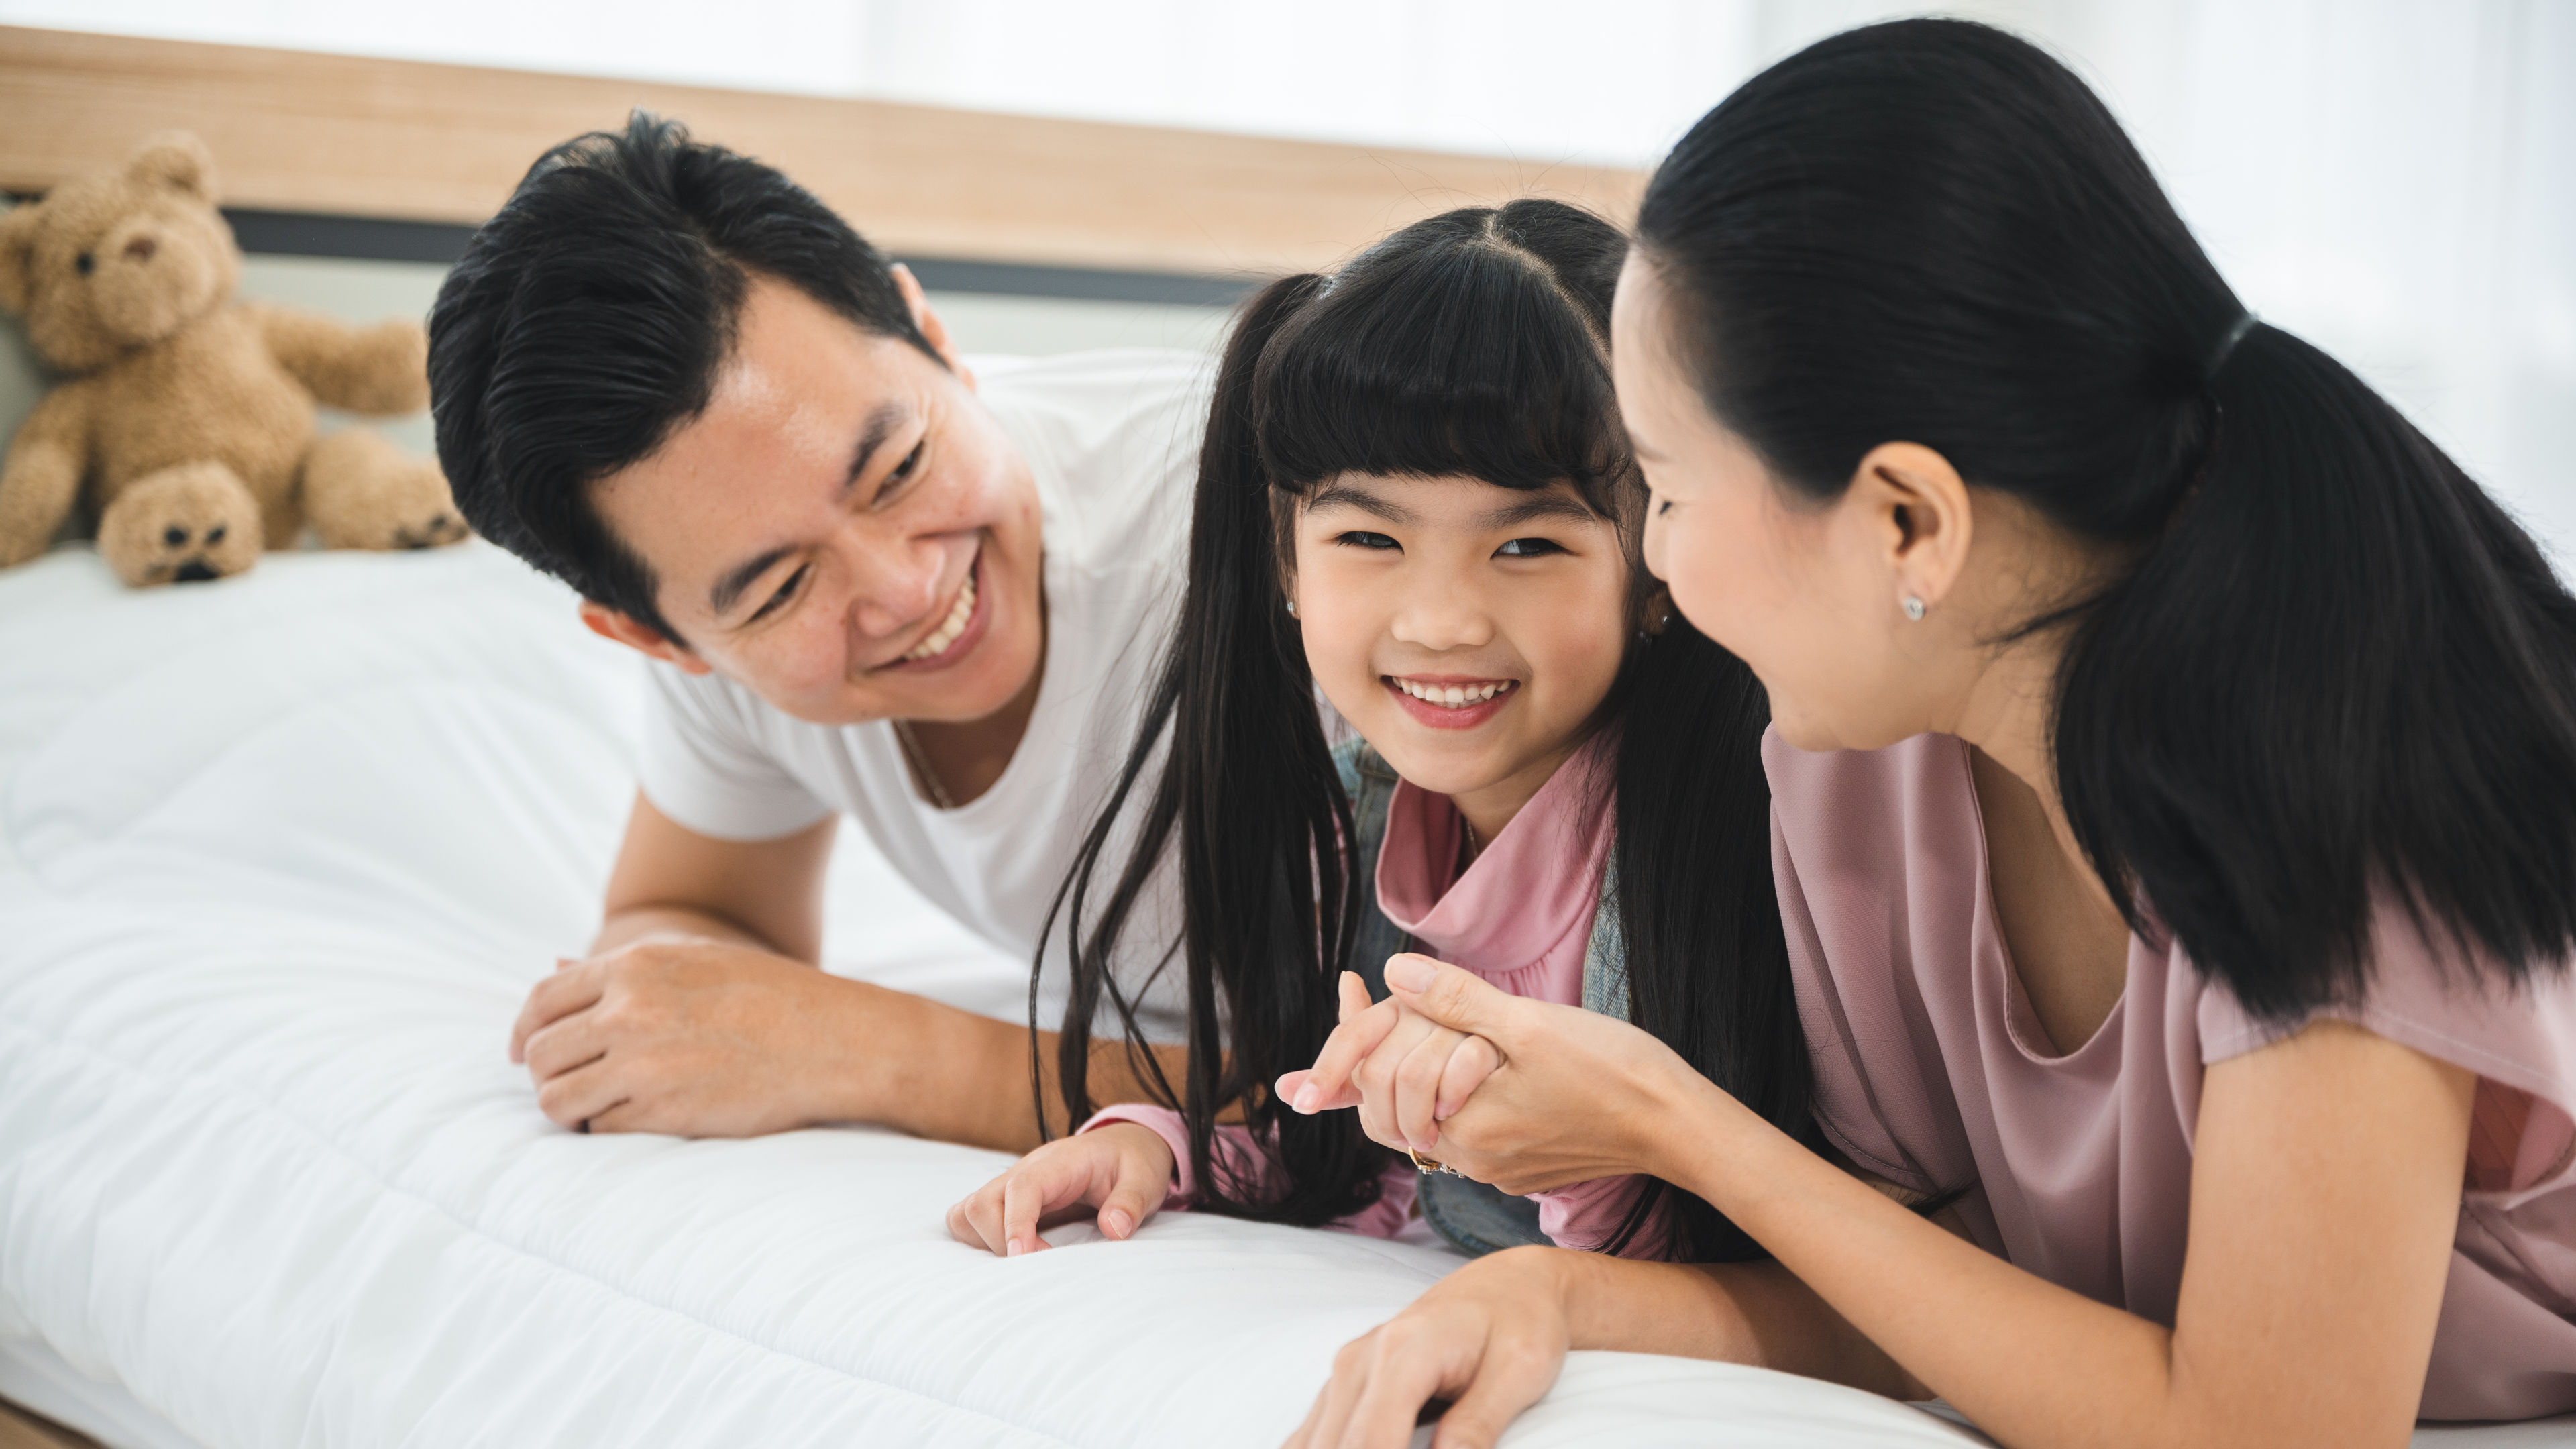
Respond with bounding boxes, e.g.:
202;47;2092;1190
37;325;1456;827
173;559;219;584
122;235;158;264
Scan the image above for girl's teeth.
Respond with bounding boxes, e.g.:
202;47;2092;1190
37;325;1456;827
1394;679;1512;708
904;572;977;661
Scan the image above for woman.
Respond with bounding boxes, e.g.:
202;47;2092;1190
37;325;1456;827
1279;19;2576;1449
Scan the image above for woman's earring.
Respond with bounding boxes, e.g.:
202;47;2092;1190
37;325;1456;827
1902;594;1927;621
1285;598;1299;617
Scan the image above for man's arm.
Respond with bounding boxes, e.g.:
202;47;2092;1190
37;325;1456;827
506;791;1185;1149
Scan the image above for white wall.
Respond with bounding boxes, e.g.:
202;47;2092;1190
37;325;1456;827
8;0;2571;557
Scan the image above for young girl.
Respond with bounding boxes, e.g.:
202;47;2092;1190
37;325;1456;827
1286;19;2576;1449
945;200;1810;1263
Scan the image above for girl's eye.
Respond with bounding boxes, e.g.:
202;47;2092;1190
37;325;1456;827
1496;537;1565;557
1336;531;1400;551
1656;498;1675;516
749;564;810;622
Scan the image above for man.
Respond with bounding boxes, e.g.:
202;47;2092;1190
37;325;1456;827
429;113;1203;1148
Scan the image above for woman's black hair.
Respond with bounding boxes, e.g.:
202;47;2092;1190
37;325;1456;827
1040;199;1808;1260
1636;19;2576;1019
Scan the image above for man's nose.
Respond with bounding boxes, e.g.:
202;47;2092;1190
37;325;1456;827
837;529;946;639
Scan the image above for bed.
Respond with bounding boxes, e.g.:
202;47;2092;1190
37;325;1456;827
0;542;2565;1448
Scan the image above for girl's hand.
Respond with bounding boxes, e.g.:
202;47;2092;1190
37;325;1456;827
1285;1244;1573;1449
1277;967;1504;1155
946;1121;1176;1256
1300;954;1717;1195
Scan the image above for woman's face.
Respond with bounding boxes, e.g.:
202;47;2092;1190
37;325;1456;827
1615;254;1957;753
1290;472;1631;830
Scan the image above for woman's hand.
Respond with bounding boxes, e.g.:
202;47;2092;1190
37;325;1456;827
946;1122;1175;1256
1285;1245;1575;1449
1279;970;1505;1155
1294;954;1724;1194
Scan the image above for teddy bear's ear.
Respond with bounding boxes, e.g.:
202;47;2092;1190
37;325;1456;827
0;203;37;317
126;131;219;203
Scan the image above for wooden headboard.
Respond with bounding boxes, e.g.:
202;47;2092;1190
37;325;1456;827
0;25;1648;280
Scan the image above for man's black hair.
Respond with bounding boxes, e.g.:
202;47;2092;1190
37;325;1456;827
428;111;938;638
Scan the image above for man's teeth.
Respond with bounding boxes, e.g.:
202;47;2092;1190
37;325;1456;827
1393;678;1515;708
903;571;977;661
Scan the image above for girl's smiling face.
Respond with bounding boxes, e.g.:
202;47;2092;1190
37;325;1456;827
1290;472;1633;837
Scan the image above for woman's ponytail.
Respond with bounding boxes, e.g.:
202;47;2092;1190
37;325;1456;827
2058;323;2576;1015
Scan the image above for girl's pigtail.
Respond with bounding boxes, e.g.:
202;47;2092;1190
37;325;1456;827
1040;272;1385;1224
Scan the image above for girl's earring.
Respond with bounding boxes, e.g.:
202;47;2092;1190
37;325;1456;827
1285;598;1299;617
1902;594;1927;621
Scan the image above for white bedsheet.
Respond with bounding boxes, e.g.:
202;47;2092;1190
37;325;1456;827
0;544;2563;1448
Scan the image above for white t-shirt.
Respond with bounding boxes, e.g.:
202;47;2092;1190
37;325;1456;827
637;349;1210;1038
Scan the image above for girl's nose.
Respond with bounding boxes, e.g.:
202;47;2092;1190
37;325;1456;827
1390;583;1497;651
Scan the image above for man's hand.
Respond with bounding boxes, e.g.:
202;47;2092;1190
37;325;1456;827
508;936;916;1138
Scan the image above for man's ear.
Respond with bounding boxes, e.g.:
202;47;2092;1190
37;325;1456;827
578;600;712;674
126;131;218;202
888;262;975;390
0;203;36;316
1846;441;1973;618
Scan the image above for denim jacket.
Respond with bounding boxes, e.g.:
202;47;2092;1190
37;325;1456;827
1334;735;1631;1255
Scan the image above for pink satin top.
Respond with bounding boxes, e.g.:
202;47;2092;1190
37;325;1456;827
1089;733;1660;1255
1771;729;2576;1421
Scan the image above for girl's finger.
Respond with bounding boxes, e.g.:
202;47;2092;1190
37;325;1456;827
1293;977;1421;1110
1435;1036;1503;1121
962;1181;1010;1256
1094;1149;1167;1240
1338;970;1372;1022
1000;1169;1047;1256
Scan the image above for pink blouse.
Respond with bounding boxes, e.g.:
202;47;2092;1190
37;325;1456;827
1088;733;1659;1255
1771;729;2576;1421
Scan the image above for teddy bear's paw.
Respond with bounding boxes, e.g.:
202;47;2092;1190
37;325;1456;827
301;429;470;551
98;462;265;587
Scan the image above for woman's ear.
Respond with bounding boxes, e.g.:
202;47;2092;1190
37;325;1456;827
1845;442;1972;619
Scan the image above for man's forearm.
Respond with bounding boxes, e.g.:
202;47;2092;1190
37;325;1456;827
879;1006;1195;1152
592;903;783;958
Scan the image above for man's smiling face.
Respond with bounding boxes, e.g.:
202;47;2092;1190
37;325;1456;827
584;270;1045;727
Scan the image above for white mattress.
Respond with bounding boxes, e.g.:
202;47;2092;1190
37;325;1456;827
0;543;2563;1448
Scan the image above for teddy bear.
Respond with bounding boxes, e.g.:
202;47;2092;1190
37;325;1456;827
0;131;467;586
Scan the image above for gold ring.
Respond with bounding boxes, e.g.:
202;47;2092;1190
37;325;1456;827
1408;1148;1463;1177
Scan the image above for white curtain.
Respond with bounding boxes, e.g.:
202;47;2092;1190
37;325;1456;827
11;0;2570;557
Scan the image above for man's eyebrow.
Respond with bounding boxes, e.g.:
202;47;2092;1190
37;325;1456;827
1478;493;1601;530
1305;480;1415;524
710;544;796;619
845;399;911;494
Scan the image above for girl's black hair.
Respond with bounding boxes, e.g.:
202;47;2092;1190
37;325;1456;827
1038;199;1807;1260
1637;19;2576;1019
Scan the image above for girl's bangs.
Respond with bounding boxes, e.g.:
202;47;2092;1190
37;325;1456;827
1250;246;1632;511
